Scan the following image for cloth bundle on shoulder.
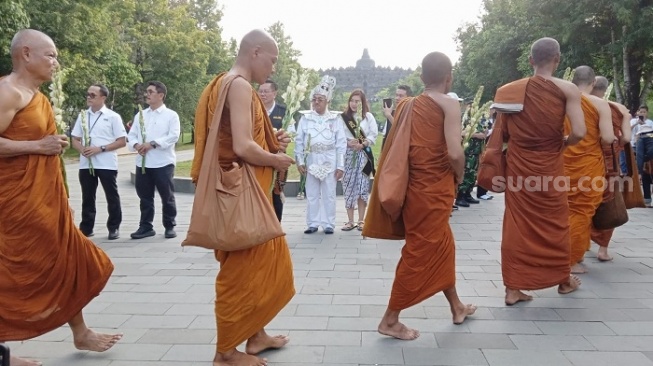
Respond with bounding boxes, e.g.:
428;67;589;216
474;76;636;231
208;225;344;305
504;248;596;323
182;74;284;251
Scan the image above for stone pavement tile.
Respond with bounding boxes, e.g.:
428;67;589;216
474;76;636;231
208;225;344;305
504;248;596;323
467;320;542;334
508;334;594;350
258;346;325;363
604;321;653;335
328;317;380;331
300;284;360;295
167;276;215;285
165;304;214;315
287;330;361;346
137;329;216;344
332;295;389;305
435;332;515;349
362;331;438;348
645;352;653;361
121;315;196;329
584;335;653;351
322;346;403;364
622;309;653;321
150;292;215;304
533;321;616;335
109;362;195;366
307;270;359;279
155;269;212;276
102;302;173;315
482;349;572;366
360;304;426;318
266;316;329;330
288;294;334;304
489;307;562;321
83;313;132;328
188;316;216;330
402;348;488;365
295;304;360;317
160;344;214;361
562;351;653;366
554;308;632;321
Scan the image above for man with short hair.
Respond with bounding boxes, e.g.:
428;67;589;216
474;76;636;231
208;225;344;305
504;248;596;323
0;29;121;366
632;105;653;204
259;79;287;221
71;83;127;240
128;81;180;239
381;84;412;149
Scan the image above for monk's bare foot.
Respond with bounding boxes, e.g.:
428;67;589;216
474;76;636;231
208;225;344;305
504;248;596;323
570;262;588;274
10;356;42;366
378;320;420;340
214;349;267;366
558;275;582;294
597;247;613;262
245;333;289;355
505;289;533;306
73;329;123;352
451;303;477;324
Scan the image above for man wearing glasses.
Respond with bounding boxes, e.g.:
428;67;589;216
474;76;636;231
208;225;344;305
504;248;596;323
71;83;127;239
127;81;181;239
295;76;347;234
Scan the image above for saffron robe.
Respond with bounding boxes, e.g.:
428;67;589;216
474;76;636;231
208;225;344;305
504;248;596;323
564;95;605;265
0;92;113;341
590;103;625;247
365;95;456;310
192;73;295;352
500;76;571;290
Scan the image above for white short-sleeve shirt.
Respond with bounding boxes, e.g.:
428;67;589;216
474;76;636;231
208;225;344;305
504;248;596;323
71;105;127;170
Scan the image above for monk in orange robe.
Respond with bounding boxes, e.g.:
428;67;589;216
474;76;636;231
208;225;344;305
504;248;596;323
589;76;632;261
190;30;295;366
497;38;586;306
0;30;121;366
565;66;615;274
363;52;476;341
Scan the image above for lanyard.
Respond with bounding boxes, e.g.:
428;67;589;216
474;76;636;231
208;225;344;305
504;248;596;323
87;111;104;135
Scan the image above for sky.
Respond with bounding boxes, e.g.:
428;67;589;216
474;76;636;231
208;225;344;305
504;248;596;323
218;0;486;70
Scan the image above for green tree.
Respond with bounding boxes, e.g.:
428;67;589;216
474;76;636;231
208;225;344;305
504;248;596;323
0;0;30;75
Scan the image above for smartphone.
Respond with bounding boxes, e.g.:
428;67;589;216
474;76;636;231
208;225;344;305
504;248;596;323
640;115;645;121
383;98;392;109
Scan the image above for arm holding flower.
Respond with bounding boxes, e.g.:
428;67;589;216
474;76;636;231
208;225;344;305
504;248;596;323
295;116;307;175
335;117;347;180
127;113;141;151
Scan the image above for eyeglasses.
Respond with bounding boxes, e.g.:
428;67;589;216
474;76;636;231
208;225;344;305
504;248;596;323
86;93;97;99
145;90;158;95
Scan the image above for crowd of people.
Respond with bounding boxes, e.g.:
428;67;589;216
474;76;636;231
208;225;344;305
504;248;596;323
0;27;650;366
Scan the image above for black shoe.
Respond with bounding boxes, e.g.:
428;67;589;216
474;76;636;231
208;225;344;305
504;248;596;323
82;231;95;238
455;198;470;207
452;205;459;211
130;227;156;239
464;194;480;204
164;228;177;238
304;227;318;234
324;227;334;234
108;229;119;240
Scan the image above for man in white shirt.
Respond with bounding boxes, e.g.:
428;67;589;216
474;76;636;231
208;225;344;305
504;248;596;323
632;105;653;203
127;81;181;239
71;84;127;240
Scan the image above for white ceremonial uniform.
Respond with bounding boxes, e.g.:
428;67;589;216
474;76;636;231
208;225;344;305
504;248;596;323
295;110;347;229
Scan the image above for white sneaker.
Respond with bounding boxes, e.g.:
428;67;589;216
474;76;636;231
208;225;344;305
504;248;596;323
479;194;494;200
297;192;305;200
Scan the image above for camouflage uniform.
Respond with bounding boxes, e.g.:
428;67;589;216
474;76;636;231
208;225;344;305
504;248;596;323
458;117;487;195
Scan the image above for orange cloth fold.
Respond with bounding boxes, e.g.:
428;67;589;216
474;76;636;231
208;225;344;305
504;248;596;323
193;73;294;352
564;95;606;265
383;95;456;310
500;76;571;290
0;92;113;341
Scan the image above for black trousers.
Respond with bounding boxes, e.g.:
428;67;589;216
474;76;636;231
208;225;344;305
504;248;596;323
135;164;177;230
477;185;488;198
79;168;122;234
273;193;283;222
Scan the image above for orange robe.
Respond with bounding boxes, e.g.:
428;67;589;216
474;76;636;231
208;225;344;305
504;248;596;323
193;73;295;352
590;103;624;247
564;95;605;265
500;76;571;290
366;95;456;310
0;92;113;341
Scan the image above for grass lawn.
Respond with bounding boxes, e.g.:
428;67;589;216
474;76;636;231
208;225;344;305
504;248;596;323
174;136;384;179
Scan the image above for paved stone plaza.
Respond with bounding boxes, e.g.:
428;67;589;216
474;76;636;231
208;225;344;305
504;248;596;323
7;151;653;365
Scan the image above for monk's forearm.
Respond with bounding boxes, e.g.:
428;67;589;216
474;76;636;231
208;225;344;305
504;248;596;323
234;140;278;167
449;155;464;180
0;137;44;157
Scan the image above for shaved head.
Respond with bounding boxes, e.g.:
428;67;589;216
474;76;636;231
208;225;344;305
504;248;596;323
10;29;55;61
572;65;595;87
592;76;609;93
237;29;277;57
530;37;560;67
421;52;452;86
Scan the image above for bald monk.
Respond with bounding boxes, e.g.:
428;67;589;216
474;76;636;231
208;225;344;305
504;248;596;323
565;66;616;274
0;29;122;366
589;76;631;261
364;52;476;341
191;29;295;366
497;38;586;305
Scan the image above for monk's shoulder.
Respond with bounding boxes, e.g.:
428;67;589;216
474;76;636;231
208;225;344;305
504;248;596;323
548;78;577;96
0;77;32;111
428;93;457;115
608;101;628;115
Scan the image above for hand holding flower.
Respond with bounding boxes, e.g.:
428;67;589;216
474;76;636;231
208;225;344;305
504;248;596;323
82;146;102;158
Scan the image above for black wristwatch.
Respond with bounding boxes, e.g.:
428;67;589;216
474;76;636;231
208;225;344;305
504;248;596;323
101;146;106;152
150;141;157;149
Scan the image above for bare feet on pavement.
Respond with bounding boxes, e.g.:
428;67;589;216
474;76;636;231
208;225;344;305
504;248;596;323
214;350;267;366
378;321;420;340
245;333;289;355
505;289;533;306
10;356;42;366
570;262;588;274
558;274;581;294
73;329;123;352
597;247;613;262
452;303;477;324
